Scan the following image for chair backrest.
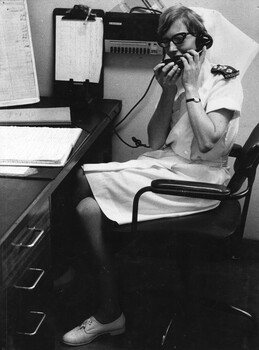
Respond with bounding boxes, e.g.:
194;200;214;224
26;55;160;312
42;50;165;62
228;123;259;194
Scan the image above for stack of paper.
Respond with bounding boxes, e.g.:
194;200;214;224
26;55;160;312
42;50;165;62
0;107;71;125
0;126;83;167
0;0;39;106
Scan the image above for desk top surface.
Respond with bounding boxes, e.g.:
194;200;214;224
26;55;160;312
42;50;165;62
0;98;121;244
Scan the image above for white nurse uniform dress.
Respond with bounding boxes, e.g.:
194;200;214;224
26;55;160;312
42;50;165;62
82;58;243;225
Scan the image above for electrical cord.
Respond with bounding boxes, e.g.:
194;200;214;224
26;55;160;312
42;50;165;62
129;7;161;14
114;73;156;129
112;73;157;148
141;0;161;14
113;128;149;148
100;112;150;149
112;0;162;148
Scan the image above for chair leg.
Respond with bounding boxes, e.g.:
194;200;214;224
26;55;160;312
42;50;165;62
160;311;188;350
160;296;258;350
161;316;174;347
200;297;258;331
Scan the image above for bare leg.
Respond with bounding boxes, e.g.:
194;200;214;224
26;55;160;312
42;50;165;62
72;167;93;206
74;168;121;323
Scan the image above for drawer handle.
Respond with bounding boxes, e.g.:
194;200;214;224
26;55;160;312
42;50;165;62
14;268;45;290
16;311;46;336
12;227;44;248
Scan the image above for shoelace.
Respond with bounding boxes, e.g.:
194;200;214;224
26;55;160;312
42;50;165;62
80;318;93;329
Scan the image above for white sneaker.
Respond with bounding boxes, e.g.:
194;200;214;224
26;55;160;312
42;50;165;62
62;313;126;346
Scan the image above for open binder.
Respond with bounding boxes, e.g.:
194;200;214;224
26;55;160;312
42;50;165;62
53;8;105;107
0;126;83;167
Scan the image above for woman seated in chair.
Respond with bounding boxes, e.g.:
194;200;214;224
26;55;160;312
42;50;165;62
63;4;243;346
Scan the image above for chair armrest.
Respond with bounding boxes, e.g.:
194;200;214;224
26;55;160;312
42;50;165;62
151;179;231;200
229;143;242;158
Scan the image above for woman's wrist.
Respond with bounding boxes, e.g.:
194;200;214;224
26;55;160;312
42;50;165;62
162;86;177;99
185;87;199;98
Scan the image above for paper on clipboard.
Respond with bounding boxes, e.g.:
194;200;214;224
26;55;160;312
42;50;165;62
55;16;103;83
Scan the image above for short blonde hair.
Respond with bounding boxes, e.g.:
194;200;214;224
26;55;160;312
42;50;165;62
157;5;207;40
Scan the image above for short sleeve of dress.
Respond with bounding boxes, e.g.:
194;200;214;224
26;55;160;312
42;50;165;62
205;75;243;115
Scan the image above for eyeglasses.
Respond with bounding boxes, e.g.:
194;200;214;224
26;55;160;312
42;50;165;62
158;32;192;48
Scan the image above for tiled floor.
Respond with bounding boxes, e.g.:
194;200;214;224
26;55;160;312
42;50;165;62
53;238;259;350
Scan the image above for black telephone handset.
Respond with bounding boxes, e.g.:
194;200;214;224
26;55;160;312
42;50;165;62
163;56;184;69
163;32;213;69
195;32;213;51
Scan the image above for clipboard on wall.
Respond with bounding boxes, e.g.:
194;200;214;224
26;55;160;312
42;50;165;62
53;8;105;107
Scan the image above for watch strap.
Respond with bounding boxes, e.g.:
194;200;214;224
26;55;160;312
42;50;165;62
186;97;201;103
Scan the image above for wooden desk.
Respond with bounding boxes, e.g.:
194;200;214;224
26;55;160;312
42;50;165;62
0;98;121;350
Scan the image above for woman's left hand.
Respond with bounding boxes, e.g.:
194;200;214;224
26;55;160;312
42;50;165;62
181;46;206;91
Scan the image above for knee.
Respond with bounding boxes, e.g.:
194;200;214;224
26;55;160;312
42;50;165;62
76;197;100;219
73;168;92;204
75;167;86;187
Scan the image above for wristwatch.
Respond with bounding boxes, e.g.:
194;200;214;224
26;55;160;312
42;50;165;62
186;97;201;103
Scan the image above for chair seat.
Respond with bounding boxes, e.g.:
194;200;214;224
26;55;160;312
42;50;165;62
116;199;241;241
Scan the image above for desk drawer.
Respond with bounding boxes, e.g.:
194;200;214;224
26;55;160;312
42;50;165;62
14;237;53;350
1;199;53;350
3;233;53;350
2;199;51;289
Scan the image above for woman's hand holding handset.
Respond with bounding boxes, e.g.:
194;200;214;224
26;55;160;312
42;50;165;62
154;46;206;94
180;46;206;91
153;61;181;93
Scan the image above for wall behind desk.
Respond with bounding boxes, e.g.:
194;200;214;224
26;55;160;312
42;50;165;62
27;0;259;240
